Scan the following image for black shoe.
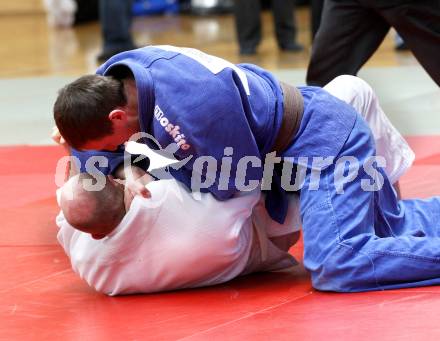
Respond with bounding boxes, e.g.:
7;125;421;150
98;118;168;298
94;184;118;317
239;46;257;56
279;42;304;52
97;46;138;63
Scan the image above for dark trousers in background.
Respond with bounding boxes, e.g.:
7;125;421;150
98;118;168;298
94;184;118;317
306;0;440;87
310;0;324;39
99;0;135;54
233;0;298;50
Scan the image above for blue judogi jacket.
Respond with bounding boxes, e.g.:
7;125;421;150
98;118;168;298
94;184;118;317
72;46;358;223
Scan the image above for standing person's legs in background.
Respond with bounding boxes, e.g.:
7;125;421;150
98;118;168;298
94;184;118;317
380;0;440;86
271;0;303;51
233;0;262;55
306;0;389;86
98;0;136;63
310;0;324;40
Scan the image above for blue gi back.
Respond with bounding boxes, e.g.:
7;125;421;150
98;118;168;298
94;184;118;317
72;46;358;223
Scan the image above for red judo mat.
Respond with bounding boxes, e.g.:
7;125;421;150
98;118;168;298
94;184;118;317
1;137;440;340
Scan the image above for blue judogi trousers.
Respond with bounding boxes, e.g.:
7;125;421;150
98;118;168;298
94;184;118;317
300;114;440;292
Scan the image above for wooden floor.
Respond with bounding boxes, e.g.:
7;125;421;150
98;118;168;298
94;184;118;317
1;7;418;78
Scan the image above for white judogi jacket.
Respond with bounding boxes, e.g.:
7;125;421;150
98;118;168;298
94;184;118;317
56;180;300;295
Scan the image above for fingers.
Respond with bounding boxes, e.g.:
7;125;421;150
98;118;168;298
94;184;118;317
123;182;151;211
125;179;151;199
112;165;153;204
51;126;66;145
51;126;60;142
140;187;152;199
131;182;151;198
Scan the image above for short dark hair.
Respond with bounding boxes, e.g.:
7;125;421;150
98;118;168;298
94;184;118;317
53;74;127;149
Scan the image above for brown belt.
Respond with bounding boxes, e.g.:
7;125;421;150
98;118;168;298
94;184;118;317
271;81;304;154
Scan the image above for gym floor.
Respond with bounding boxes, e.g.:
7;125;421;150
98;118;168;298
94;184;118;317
1;7;440;340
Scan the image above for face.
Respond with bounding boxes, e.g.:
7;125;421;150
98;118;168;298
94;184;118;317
80;109;140;151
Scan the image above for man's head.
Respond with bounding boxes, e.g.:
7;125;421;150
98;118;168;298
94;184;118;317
60;173;126;239
53;74;140;151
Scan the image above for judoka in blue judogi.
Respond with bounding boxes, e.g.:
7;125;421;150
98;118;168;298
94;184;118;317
53;46;440;292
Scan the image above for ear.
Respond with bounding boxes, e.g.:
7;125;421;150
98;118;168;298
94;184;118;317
108;109;128;122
